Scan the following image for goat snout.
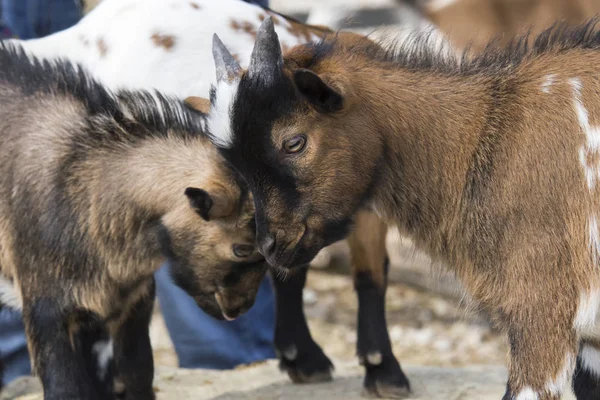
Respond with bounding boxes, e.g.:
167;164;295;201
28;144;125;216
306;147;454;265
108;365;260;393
258;232;277;259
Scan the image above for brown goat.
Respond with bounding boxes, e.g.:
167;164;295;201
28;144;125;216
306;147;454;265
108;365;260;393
193;29;411;396
0;43;267;399
198;17;600;400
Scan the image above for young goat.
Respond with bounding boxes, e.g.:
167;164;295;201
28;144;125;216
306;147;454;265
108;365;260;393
7;0;411;394
0;43;267;399
199;17;600;400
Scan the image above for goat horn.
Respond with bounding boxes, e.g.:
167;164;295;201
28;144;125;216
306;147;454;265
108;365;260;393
212;34;242;83
248;16;283;82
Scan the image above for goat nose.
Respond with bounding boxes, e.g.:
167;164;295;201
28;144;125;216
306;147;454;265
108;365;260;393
260;233;277;258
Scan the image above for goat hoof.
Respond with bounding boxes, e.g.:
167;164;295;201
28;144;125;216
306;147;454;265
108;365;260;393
362;356;410;399
276;341;334;383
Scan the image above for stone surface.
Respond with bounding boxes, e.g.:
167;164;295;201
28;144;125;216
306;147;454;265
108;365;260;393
6;361;578;400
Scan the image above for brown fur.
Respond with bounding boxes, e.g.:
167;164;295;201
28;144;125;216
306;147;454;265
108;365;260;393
420;0;600;53
151;32;176;51
97;37;108;57
229;19;258;40
349;211;387;288
215;19;600;399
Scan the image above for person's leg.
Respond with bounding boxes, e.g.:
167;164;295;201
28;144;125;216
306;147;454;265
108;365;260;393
0;310;31;386
1;0;81;39
155;263;275;369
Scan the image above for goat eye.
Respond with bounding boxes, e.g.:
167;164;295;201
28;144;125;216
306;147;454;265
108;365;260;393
232;244;254;258
283;135;306;154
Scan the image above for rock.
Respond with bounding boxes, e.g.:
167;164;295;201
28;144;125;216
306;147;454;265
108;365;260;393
4;361;578;400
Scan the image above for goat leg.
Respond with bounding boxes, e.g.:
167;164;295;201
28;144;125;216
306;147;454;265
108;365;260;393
350;210;410;399
272;266;334;383
23;298;100;400
110;279;155;400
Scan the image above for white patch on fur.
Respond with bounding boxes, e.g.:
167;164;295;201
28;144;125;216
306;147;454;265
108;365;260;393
426;0;459;12
581;344;600;378
574;288;600;333
0;276;22;310
93;339;114;380
571;78;600;190
513;387;539;400
545;353;574;396
590;216;600;260
207;79;239;148
366;351;383;365
541;74;555;93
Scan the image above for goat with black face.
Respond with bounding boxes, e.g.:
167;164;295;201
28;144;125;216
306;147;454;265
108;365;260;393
203;21;373;269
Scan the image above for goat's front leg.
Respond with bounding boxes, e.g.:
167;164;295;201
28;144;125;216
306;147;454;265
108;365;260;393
349;210;410;398
502;305;578;400
110;280;155;400
271;266;334;383
23;298;100;400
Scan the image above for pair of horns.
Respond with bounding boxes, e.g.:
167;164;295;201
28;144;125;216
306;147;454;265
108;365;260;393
212;16;283;84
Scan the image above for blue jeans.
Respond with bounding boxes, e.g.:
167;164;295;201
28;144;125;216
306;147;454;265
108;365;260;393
1;0;82;39
155;265;275;369
0;310;31;384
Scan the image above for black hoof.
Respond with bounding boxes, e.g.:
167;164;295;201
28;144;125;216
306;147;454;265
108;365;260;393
360;354;411;398
276;341;334;384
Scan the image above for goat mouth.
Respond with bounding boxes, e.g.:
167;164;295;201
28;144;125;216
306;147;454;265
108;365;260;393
214;292;237;321
270;227;311;268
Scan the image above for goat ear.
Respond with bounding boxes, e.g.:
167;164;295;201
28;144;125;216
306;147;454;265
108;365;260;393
185;187;236;221
185;187;213;221
293;69;343;113
184;96;211;114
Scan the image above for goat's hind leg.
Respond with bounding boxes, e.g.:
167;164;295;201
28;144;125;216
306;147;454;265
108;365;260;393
272;266;334;383
573;339;600;400
350;211;410;398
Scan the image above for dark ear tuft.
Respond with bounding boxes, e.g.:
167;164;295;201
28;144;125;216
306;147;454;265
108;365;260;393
293;69;343;113
185;187;213;221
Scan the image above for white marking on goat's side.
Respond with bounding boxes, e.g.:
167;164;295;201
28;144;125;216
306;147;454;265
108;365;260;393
590;216;600;260
571;78;600;190
545;353;574;396
207;80;239;148
0;276;22;310
93;339;114;380
574;288;600;332
581;344;600;378
541;74;555;93
513;387;539;400
425;0;458;12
